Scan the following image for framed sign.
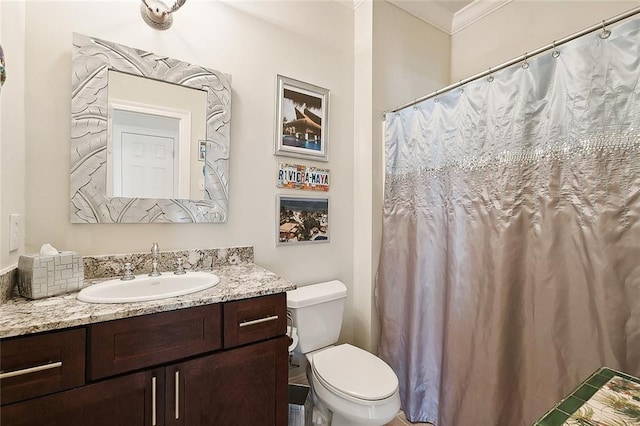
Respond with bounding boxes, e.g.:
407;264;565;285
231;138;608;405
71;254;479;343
277;163;330;191
274;75;329;162
277;195;329;245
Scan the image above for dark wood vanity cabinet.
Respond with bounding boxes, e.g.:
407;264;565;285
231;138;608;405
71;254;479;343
1;293;288;426
2;367;164;426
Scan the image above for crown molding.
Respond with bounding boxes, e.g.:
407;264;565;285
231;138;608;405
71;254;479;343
345;0;513;34
353;0;367;10
387;0;454;34
333;0;364;10
451;0;512;34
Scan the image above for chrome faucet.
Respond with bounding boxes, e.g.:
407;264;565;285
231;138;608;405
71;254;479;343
149;242;161;277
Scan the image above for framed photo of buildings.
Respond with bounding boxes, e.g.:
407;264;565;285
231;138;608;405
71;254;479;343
277;195;329;245
274;75;329;162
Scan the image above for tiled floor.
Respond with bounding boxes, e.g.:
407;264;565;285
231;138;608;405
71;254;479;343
535;367;640;426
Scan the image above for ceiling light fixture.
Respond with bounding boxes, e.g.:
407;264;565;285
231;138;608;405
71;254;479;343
141;0;186;31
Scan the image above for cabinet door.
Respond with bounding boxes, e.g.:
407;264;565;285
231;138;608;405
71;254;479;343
1;368;165;426
166;336;288;426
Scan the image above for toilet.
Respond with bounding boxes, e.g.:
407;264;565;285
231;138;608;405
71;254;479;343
287;280;400;426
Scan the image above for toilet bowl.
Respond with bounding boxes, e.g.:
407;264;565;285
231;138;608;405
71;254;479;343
308;344;400;426
287;281;401;426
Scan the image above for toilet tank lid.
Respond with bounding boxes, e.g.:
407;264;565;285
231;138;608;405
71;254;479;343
287;280;347;308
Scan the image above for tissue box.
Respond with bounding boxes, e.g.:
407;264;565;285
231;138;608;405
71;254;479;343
18;252;84;299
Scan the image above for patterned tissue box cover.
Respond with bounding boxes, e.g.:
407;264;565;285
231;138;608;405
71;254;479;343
18;252;84;299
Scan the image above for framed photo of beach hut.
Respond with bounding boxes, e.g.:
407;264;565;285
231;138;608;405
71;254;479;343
274;75;329;162
277;195;329;245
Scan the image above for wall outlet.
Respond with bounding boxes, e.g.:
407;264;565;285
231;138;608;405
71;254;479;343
9;214;21;252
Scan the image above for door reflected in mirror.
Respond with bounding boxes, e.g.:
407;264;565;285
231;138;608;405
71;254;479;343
107;70;208;200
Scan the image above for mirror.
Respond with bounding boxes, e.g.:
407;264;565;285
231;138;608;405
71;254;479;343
70;33;231;223
107;70;208;200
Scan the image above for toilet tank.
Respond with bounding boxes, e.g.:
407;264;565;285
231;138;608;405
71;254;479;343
286;280;347;354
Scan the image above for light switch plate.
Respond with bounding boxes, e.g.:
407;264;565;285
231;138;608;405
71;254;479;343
9;214;21;252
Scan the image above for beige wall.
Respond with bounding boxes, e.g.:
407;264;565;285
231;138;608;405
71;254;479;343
375;1;451;109
1;1;27;270
451;0;639;82
10;0;629;354
11;0;448;351
351;0;450;352
18;0;356;340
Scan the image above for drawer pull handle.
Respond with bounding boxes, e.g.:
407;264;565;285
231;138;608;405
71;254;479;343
175;370;180;419
0;361;63;379
239;315;279;327
152;376;157;426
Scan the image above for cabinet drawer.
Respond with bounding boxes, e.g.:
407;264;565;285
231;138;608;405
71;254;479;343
1;328;86;405
88;304;221;380
223;293;286;348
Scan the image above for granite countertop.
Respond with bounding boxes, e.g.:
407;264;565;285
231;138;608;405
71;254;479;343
0;263;296;339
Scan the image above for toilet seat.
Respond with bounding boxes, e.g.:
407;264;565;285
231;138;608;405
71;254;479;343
311;344;398;403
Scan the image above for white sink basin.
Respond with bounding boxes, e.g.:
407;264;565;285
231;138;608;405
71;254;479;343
77;271;220;303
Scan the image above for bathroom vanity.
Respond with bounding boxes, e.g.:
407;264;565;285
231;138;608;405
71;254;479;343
0;263;294;426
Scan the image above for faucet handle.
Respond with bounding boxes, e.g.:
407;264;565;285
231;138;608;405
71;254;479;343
174;257;186;275
121;262;135;281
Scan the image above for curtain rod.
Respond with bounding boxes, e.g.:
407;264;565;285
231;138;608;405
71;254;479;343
386;5;640;115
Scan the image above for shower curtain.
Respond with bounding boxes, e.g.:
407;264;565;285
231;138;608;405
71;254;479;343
378;18;640;426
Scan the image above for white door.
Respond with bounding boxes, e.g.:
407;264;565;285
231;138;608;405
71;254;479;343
110;108;182;199
120;132;176;199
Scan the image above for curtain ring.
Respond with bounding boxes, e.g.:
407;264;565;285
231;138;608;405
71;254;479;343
600;20;611;39
521;53;529;69
459;81;464;93
487;68;494;83
434;90;440;103
552;41;560;58
413;99;418;110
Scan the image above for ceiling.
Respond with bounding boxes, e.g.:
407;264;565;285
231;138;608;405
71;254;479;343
433;0;473;14
387;0;507;35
